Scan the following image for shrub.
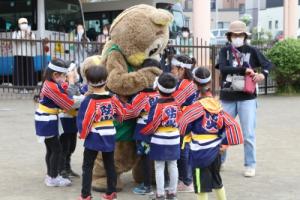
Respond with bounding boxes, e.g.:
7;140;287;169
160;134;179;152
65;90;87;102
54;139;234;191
266;38;300;93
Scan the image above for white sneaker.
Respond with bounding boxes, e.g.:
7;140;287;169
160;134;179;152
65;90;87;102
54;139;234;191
244;167;255;177
44;175;50;185
45;176;71;187
57;175;72;186
45;177;60;187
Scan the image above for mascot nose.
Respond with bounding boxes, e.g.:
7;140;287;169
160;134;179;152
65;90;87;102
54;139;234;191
150;9;173;26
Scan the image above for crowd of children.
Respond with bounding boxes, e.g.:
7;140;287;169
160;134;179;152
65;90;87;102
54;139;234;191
34;53;243;200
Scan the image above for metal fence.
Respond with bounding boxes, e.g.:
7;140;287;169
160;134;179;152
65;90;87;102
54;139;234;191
0;36;276;97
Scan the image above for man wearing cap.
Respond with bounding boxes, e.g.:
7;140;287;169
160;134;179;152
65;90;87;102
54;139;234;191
218;20;272;177
12;17;36;88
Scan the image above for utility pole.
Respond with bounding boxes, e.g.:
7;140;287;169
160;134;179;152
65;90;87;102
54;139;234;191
283;0;298;38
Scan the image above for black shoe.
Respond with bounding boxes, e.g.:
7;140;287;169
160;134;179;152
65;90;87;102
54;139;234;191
60;170;70;179
67;169;80;178
166;192;177;200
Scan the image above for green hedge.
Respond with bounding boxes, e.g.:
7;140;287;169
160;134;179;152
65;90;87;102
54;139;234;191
266;39;300;93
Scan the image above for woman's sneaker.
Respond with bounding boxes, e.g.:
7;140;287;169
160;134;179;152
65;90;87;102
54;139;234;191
133;184;153;195
101;192;117;200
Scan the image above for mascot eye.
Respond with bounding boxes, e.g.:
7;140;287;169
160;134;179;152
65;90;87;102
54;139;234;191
149;48;159;56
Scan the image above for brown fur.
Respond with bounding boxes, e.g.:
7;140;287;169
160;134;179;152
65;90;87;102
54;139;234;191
91;4;173;191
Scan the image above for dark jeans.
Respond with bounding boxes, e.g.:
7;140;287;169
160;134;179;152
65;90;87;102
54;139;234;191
81;149;117;198
141;154;152;187
178;138;193;186
13;56;36;86
45;136;62;178
59;132;77;172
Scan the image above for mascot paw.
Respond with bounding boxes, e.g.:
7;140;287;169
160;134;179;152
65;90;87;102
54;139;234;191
92;176;123;192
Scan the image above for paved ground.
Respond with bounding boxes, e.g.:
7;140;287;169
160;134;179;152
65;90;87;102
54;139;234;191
0;95;299;200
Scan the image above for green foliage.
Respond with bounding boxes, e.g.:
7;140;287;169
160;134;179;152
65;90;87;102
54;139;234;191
251;27;273;46
240;14;252;26
266;39;300;93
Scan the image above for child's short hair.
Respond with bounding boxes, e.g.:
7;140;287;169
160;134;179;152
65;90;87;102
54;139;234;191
85;65;108;88
157;73;178;96
193;67;211;87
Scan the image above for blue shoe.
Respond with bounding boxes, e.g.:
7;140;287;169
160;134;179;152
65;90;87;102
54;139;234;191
133;184;153;195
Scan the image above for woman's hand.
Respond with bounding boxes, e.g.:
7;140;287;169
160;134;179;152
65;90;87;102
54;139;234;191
252;73;265;83
245;68;255;76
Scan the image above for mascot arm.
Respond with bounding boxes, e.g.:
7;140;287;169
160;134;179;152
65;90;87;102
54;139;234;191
106;51;162;96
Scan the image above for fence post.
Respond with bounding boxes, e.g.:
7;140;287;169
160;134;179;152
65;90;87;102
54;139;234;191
264;76;268;95
211;45;216;95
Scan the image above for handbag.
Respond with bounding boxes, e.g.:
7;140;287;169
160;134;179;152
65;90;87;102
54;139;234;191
244;74;256;94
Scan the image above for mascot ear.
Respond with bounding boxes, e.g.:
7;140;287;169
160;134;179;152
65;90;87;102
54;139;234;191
150;9;173;26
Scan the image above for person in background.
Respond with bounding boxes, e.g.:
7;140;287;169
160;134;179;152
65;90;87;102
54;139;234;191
74;24;93;66
218;20;272;177
12;17;36;89
160;44;177;73
96;23;111;53
177;27;193;58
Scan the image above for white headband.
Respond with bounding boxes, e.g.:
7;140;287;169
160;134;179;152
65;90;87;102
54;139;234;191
88;81;106;87
157;82;176;94
193;68;211;84
171;58;193;69
48;63;68;73
68;63;77;72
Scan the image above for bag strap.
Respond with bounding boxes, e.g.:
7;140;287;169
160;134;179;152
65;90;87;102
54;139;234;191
231;45;241;67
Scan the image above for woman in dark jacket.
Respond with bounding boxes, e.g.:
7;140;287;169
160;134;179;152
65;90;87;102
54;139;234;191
218;20;272;177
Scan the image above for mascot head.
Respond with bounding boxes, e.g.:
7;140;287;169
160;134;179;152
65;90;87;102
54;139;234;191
105;4;173;67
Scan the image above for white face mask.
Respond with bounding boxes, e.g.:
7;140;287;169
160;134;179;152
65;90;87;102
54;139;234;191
182;32;189;38
77;29;84;35
103;30;108;35
20;24;28;31
231;37;245;48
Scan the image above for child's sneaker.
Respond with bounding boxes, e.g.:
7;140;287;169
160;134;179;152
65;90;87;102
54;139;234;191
101;192;117;200
177;181;194;193
45;176;60;187
133;184;153;195
57;176;72;186
150;194;165;200
166;192;177;200
78;196;91;200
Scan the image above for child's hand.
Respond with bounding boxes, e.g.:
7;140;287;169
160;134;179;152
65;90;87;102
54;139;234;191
220;145;228;154
67;70;76;84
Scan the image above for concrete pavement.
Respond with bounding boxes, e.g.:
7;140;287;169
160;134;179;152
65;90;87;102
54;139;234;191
0;96;299;200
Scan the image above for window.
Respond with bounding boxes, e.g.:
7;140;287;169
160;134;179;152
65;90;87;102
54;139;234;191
211;0;216;10
184;0;193;11
0;0;37;32
275;20;279;29
239;4;245;14
45;0;83;33
269;21;272;29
